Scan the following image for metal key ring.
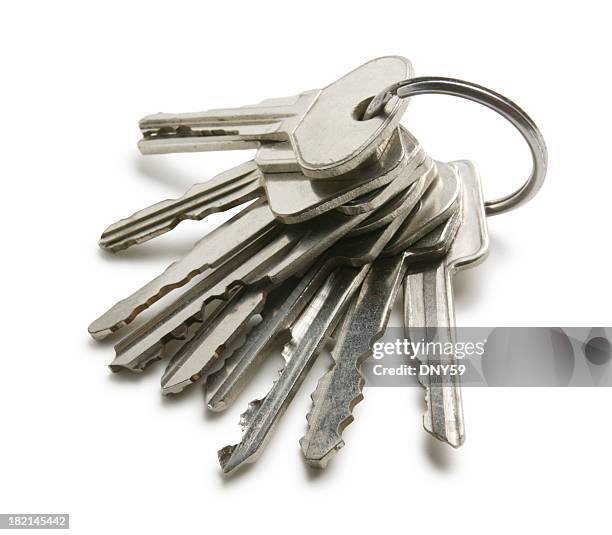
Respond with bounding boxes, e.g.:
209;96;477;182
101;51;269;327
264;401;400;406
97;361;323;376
362;77;548;216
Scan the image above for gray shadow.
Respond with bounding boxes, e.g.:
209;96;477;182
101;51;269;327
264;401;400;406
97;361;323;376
423;433;456;473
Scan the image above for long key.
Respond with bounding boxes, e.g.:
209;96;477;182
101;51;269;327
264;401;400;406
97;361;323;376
218;264;370;475
404;160;488;448
138;56;411;178
99;161;262;252
300;185;463;467
98;127;420;252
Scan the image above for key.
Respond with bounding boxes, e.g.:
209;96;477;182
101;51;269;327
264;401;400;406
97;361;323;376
138;56;412;178
99;161;262;252
404;160;489;448
218;264;370;475
300;185;464;467
99;126;420;253
88;198;278;339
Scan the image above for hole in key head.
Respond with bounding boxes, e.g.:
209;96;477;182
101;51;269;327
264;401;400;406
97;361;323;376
353;96;375;121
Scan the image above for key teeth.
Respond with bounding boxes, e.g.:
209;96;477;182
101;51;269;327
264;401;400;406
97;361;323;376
300;364;365;467
205;296;282;412
418;363;465;448
217;444;238;473
239;399;263;432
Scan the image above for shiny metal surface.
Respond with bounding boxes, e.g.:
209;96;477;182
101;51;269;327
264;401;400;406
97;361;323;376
138;57;412;178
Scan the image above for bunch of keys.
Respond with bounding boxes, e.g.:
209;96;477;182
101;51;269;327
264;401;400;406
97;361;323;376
88;56;548;474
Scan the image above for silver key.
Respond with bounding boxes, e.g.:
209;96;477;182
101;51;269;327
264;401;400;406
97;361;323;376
218;264;370;475
99;161;262;252
138;56;412;178
404;160;488;448
88;198;278;339
300;189;463;467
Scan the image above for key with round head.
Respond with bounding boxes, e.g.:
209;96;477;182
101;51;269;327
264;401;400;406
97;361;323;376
404;160;489;448
98;131;405;253
138;56;412;179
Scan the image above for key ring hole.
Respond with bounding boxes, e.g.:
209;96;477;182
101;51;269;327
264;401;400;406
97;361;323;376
353;96;376;121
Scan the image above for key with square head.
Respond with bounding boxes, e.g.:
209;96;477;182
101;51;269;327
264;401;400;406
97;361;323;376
300;179;463;467
217;264;370;475
404;160;489;448
204;162;461;412
138;56;412;179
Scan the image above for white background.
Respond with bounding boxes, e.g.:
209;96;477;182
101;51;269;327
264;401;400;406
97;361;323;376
1;1;611;533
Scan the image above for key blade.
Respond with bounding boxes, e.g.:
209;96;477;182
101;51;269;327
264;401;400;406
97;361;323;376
405;265;465;447
138;91;319;155
160;287;266;395
301;256;405;467
99;161;262;252
88;199;276;339
218;265;369;475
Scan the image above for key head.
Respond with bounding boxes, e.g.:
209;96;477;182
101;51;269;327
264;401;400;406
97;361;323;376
444;161;489;272
291;56;413;178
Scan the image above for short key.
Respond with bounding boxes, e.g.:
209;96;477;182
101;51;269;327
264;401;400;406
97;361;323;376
138;56;411;178
404;160;489;448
